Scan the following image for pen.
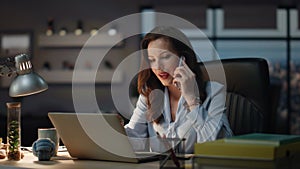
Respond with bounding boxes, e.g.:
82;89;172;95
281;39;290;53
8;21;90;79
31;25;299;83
174;56;184;89
156;132;181;168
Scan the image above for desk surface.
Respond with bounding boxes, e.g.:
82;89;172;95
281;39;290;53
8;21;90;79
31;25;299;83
2;151;300;169
0;151;161;169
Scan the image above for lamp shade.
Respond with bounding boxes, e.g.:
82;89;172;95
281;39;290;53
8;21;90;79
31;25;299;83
8;54;48;97
9;72;48;97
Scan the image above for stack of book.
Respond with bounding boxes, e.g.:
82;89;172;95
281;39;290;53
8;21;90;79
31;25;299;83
194;133;300;160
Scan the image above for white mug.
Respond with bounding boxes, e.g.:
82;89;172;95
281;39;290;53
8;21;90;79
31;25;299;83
38;128;59;155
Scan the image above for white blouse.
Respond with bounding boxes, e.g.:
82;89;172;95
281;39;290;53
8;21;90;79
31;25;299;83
124;81;233;153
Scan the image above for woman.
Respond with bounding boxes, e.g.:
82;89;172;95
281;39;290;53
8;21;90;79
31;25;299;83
125;26;232;153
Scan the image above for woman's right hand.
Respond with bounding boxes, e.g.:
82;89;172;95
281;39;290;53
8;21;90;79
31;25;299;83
173;60;200;109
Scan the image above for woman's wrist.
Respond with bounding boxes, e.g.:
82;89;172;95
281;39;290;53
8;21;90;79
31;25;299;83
184;96;202;111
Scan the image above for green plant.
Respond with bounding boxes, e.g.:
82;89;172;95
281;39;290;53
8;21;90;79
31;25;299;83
7;120;21;160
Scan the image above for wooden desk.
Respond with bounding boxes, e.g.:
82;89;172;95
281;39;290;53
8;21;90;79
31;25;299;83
0;151;160;169
2;151;300;169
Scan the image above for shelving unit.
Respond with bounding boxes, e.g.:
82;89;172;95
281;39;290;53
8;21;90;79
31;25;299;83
290;9;300;37
38;33;123;48
0;70;123;87
38;70;123;84
34;32;125;85
215;9;287;37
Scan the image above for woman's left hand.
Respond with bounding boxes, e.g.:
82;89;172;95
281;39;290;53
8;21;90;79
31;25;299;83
173;60;200;106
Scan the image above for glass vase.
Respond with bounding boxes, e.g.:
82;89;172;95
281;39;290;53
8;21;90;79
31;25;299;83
6;102;22;161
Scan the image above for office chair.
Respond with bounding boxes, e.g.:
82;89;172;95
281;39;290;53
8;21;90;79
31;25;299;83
199;58;270;135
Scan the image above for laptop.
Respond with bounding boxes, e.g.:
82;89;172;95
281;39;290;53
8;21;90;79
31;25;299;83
48;112;160;163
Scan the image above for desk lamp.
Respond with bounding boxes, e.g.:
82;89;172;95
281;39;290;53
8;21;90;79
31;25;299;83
0;53;48;160
0;53;48;97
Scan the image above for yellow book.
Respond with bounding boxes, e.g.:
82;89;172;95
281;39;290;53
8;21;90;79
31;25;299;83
194;138;300;160
224;133;300;146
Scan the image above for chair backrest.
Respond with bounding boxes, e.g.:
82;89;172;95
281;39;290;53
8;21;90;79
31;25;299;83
199;58;270;135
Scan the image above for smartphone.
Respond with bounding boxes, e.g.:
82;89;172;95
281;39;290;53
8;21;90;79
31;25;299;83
174;56;184;89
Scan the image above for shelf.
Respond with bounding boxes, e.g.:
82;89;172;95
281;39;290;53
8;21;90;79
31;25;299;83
290;9;300;37
215;9;287;38
38;33;123;48
181;9;214;38
0;70;123;87
38;70;123;84
141;9;213;38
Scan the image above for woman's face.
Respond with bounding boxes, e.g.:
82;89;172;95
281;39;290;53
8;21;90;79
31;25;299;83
147;38;180;87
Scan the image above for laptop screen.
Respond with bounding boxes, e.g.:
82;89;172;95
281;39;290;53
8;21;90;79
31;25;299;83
48;112;140;162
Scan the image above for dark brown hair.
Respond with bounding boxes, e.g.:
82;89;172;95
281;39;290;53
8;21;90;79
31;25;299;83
137;26;207;123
